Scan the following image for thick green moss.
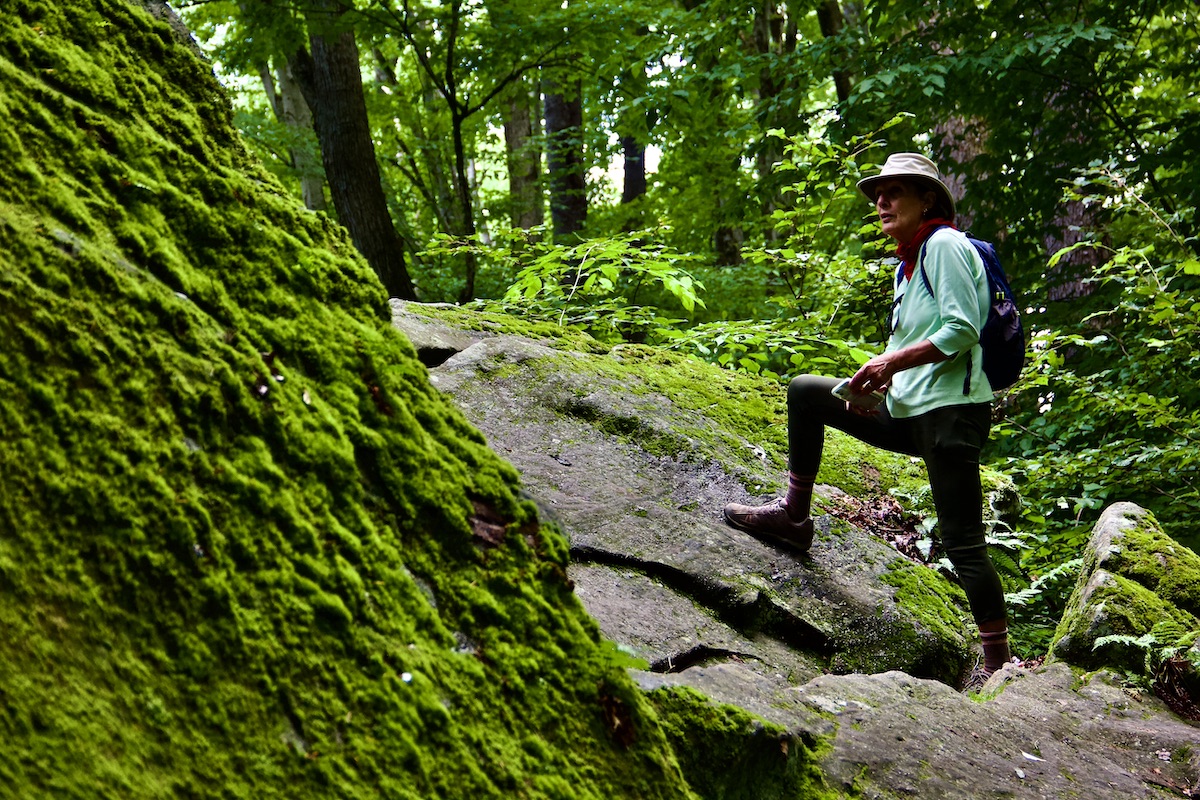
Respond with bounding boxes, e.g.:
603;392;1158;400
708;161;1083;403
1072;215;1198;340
877;561;973;679
407;302;614;355
1050;508;1200;674
1098;513;1200;617
647;686;836;800
1051;572;1200;673
0;3;696;797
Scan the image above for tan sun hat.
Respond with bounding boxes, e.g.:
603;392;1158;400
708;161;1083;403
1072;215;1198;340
856;152;956;217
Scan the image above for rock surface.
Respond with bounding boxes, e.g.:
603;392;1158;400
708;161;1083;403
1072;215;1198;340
406;304;974;685
1052;502;1200;672
396;303;1200;799
639;663;1200;799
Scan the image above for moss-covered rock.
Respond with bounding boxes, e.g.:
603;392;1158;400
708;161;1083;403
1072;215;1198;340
400;301;937;504
876;560;973;679
647;686;836;800
1050;503;1200;674
0;2;697;796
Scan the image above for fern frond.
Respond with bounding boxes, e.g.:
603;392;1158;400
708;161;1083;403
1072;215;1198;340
1093;633;1155;652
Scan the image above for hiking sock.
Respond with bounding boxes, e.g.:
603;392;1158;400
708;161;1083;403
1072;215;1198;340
980;628;1011;674
783;472;816;521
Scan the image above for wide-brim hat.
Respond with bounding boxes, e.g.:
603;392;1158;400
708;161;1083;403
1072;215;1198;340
856;152;956;217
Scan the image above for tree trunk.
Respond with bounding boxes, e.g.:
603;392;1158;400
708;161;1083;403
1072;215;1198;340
752;0;785;242
617;57;651;211
544;80;587;241
620;135;646;205
293;4;416;300
447;104;481;302
261;59;328;212
503;79;544;230
816;0;852;103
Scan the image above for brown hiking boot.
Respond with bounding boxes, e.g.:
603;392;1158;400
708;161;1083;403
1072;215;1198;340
722;498;814;552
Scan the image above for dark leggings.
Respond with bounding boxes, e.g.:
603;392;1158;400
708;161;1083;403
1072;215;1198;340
788;374;1005;625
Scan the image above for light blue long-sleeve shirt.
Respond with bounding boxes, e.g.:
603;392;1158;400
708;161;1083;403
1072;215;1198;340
886;227;995;419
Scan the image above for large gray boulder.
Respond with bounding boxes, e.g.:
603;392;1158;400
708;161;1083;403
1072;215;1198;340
639;662;1200;799
393;302;1200;799
396;301;977;685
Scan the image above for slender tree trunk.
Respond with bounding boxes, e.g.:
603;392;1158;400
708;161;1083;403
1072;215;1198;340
620;135;646;205
467;156;491;246
447;105;481;302
752;0;784;242
614;35;652;212
261;59;328;212
544;80;587;241
678;0;744;263
503;78;544;230
418;75;458;235
293;3;416;300
715;169;745;267
618;55;651;211
279;59;327;212
816;0;852;103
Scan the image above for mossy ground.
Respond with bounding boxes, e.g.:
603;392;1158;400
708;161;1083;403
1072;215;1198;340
0;3;696;797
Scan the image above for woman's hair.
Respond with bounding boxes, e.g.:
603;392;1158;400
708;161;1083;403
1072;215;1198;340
911;178;955;221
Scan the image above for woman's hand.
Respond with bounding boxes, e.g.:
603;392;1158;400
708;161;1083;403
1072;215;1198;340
843;385;887;416
850;339;952;396
849;353;896;396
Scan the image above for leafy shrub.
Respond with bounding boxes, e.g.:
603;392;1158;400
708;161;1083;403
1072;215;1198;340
992;163;1200;566
1094;621;1200;719
424;228;707;344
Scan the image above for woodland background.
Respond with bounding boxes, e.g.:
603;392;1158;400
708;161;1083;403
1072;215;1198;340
181;0;1199;656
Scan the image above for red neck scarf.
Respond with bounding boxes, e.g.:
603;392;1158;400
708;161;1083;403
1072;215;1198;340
897;218;955;280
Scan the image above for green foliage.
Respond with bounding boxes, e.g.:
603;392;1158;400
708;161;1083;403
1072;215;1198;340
621;115;915;383
427;228;706;343
837;0;1200;281
750;113;913;342
659;318;874;382
232;105;325;196
993;164;1200;564
1093;621;1200;692
1005;558;1084;656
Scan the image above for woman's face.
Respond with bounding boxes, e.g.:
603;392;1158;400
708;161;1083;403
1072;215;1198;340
872;179;933;243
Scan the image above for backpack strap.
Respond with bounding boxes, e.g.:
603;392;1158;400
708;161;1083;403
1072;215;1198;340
915;227;974;396
890;262;904;335
914;227;946;300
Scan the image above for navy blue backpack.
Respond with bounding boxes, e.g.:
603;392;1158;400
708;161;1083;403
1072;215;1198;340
905;232;1026;391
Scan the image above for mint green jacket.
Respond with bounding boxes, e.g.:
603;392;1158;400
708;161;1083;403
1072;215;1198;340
886;227;995;419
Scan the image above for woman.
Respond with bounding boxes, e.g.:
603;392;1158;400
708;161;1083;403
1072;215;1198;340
723;152;1011;681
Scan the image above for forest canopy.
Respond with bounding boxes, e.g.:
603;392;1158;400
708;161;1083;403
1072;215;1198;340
180;0;1200;652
